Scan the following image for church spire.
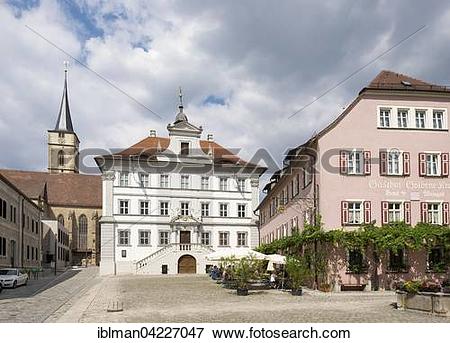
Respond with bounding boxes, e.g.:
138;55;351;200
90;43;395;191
55;61;74;132
174;86;188;123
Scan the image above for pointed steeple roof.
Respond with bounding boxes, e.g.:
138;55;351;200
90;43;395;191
55;63;74;132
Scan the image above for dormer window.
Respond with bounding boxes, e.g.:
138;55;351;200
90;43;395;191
180;142;190;156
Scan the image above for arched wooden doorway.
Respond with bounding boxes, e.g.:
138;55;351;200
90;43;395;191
178;255;196;274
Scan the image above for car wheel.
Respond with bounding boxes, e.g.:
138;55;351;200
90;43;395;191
13;281;17;289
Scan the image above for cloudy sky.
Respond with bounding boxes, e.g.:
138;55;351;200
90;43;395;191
1;0;450;176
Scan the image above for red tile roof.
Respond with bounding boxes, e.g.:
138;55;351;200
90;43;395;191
104;136;261;168
0;169;102;208
364;70;450;93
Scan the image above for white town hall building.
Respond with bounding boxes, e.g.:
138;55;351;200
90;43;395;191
96;95;266;275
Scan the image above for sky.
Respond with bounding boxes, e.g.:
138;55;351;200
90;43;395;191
1;0;450;177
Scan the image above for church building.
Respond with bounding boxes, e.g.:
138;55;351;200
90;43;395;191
97;91;266;275
0;66;102;266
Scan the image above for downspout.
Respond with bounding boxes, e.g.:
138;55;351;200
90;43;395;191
303;149;318;289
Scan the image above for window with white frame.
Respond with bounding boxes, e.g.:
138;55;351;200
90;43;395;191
140;201;149;215
237;232;248;247
201;232;211;246
433;110;444;129
415;110;426;128
397;109;408;128
348;151;363;175
387;150;402;175
237;178;246;191
160;201;169;216
348;202;363;224
219;203;228;217
201;203;210;217
140;173;149;187
427;203;441;224
139;230;151;245
159;231;170;245
237;204;246;218
426;153;440;176
379;108;390;127
180;202;189;216
219;177;228;191
219;232;229;246
119;172;129;186
201;176;209;190
160;174;169;188
180;175;190;189
119;200;129;215
118;230;129;245
388;202;402;223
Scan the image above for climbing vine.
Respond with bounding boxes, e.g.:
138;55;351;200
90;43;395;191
257;221;450;255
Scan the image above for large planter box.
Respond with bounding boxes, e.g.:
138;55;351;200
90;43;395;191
396;291;450;317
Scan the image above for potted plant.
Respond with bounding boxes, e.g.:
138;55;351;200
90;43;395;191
232;257;258;296
285;256;311;296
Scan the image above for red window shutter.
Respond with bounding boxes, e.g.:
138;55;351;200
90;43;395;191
403;201;411;225
419;153;427;176
381;201;389;225
363;201;371;224
379;151;387;176
340;151;348;174
364;151;371;175
441;153;449;177
420;202;428;223
341;201;349;225
403;152;410;176
443;202;449;225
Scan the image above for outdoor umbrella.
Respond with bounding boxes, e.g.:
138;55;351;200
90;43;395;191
206;248;267;261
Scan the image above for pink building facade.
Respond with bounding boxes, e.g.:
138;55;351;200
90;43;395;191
258;71;450;291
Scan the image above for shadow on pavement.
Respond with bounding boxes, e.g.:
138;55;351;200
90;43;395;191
0;268;81;300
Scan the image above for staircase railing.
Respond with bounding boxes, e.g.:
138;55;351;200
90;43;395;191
135;243;215;271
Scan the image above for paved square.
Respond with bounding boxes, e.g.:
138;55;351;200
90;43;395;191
1;268;449;323
60;271;450;323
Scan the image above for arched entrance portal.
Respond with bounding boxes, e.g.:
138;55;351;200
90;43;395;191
178;255;196;274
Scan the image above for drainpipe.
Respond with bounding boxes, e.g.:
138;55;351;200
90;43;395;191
303;149;318;289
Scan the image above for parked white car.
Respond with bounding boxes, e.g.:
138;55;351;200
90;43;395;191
0;268;28;288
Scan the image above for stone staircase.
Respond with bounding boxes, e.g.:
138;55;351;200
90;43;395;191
135;243;214;274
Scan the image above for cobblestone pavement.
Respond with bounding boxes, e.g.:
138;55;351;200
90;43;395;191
60;275;450;323
0;267;100;322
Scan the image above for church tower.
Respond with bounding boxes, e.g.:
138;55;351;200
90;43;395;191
48;63;80;173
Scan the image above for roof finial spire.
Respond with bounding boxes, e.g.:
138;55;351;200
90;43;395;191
178;86;184;110
174;86;188;123
63;60;69;73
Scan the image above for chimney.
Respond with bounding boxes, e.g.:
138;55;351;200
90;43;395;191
149;130;156;137
207;134;214;141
